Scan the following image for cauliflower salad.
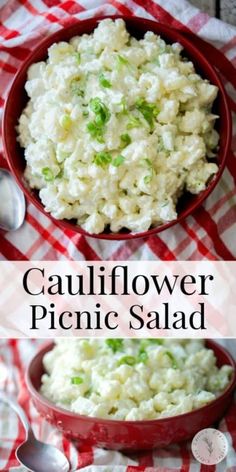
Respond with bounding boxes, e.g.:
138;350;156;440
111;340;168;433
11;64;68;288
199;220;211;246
41;339;232;421
18;19;219;234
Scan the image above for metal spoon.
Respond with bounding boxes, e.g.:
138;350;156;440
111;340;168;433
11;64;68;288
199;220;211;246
0;169;25;231
1;391;70;472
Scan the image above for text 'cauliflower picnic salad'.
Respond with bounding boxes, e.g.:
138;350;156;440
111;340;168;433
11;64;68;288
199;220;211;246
40;339;232;420
18;19;219;234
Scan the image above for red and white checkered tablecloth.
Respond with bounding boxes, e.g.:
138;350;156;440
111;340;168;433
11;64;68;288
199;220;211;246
0;0;235;261
0;339;235;472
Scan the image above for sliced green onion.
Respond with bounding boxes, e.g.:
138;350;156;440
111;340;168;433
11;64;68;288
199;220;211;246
120;133;131;148
112;155;125;167
89;97;110;124
118;97;128;114
165;351;178;369
117;54;129;66
141;158;153;168
42;167;54;182
93;151;112;167
94;114;104;127
127;114;141;129
87;121;97;134
87;98;110;142
141;339;164;348
144;174;152;184
118;355;136;366
56;169;63;179
135;99;159;130
90;97;103;114
138;349;148;363
71;376;83;385
151;339;164;344
142;158;154;184
87;121;104;143
99;72;111;88
106;339;123;353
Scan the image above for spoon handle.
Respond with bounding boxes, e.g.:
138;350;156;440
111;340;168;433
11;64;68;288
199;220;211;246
0;391;34;438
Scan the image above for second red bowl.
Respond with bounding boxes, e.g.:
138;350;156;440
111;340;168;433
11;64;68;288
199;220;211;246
26;340;236;451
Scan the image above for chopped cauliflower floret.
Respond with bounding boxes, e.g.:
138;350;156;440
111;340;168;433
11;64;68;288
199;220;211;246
186;162;218;194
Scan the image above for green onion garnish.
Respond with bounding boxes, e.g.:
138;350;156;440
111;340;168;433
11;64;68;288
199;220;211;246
71;376;83;385
165;351;178;369
93;151;112;167
138;349;148;363
42;167;54;182
87;122;104;143
106;339;123;352
89;97;110;123
127;114;141;129
141;158;152;168
117;54;129;66
99;72;111;88
142;158;154;184
118;355;136;366
118;98;128;114
87;97;110;142
120;133;131;148
144;175;152;184
135;99;159;130
112;155;125;167
56;169;63;179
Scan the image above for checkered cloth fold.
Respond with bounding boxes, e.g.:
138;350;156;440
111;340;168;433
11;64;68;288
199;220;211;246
0;0;236;261
0;339;236;471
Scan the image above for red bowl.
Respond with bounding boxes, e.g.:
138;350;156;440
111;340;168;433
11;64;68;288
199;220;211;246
26;340;236;451
3;16;232;241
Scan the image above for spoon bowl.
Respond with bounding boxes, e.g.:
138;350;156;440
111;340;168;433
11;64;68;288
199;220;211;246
1;391;70;472
16;433;70;472
0;168;25;231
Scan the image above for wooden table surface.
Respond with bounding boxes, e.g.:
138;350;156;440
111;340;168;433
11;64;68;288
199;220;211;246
190;0;236;25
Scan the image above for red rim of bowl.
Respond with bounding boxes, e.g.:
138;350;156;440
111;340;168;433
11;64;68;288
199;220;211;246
3;15;232;240
26;339;236;427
